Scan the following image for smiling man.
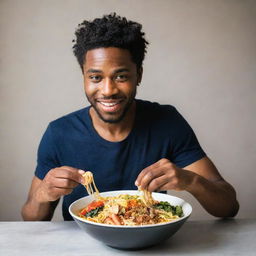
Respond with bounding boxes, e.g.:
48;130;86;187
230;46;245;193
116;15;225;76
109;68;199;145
22;13;239;221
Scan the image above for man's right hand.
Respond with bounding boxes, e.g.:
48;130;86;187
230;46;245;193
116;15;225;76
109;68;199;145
36;166;85;202
21;166;85;221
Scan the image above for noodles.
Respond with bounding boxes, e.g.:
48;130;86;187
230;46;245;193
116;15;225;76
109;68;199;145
79;171;183;226
82;171;154;206
138;186;154;206
78;194;182;226
82;171;101;200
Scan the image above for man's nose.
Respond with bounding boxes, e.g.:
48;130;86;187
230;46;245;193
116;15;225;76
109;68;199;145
101;78;118;96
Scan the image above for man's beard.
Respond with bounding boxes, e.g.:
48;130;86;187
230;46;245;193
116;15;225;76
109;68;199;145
86;90;137;124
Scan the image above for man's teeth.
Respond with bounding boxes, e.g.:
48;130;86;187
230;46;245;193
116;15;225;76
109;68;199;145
100;102;119;107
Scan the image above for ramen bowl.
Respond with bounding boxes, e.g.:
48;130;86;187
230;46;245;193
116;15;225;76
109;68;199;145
69;190;192;250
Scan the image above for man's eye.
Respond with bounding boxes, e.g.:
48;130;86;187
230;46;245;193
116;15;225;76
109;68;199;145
116;74;128;82
89;75;102;82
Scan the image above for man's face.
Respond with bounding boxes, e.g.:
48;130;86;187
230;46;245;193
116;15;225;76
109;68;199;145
83;47;141;123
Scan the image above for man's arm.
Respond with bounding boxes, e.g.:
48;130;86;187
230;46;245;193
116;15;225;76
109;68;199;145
22;176;59;221
22;167;85;221
135;157;239;218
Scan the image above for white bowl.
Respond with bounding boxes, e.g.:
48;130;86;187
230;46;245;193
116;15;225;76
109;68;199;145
69;190;192;250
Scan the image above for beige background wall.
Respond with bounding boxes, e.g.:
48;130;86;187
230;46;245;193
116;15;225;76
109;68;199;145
0;0;255;221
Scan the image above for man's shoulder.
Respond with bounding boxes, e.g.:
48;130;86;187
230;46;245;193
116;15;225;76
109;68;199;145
136;99;189;135
48;106;89;129
136;99;179;120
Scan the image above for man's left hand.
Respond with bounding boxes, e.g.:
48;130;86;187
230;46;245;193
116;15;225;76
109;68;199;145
135;158;195;192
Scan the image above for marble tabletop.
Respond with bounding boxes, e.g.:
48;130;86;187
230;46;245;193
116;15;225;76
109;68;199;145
1;219;255;256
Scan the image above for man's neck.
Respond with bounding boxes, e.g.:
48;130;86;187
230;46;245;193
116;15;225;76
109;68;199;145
89;101;136;142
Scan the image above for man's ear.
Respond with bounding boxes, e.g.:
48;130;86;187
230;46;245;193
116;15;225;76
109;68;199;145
137;67;143;86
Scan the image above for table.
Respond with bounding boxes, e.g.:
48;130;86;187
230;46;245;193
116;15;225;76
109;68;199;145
1;219;255;255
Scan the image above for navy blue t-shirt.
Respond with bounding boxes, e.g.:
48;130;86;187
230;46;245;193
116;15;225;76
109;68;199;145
35;99;206;220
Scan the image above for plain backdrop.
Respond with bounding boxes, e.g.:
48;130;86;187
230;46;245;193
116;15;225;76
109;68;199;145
0;0;255;221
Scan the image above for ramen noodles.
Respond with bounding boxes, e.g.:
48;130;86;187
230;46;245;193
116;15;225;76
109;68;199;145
79;171;183;226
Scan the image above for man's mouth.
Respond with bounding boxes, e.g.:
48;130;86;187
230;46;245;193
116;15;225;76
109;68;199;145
97;100;123;113
100;102;119;107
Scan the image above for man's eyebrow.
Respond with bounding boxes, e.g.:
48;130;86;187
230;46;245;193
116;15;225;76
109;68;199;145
113;68;130;73
86;69;102;74
86;68;130;74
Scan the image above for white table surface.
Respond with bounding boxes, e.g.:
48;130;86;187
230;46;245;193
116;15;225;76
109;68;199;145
1;219;255;256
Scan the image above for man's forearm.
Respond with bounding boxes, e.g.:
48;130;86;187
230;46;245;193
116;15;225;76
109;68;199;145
22;189;59;221
187;174;239;217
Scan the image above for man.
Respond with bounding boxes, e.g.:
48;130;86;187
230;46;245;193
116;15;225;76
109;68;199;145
22;13;239;221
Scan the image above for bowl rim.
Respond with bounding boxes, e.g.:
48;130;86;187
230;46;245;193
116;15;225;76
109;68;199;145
69;190;192;229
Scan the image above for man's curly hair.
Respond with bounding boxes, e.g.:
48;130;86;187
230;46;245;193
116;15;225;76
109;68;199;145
72;13;149;72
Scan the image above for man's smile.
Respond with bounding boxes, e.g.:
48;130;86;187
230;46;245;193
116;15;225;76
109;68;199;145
97;99;124;113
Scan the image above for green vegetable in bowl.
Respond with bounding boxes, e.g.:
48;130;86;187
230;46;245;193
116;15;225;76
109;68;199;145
153;201;183;217
85;206;104;218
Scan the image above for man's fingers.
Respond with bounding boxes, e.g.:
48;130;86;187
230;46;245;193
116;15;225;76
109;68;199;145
147;175;170;192
157;182;174;192
51;187;73;198
135;161;162;186
135;159;179;191
52;167;85;184
136;166;165;190
78;169;85;175
61;166;85;176
51;177;78;189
